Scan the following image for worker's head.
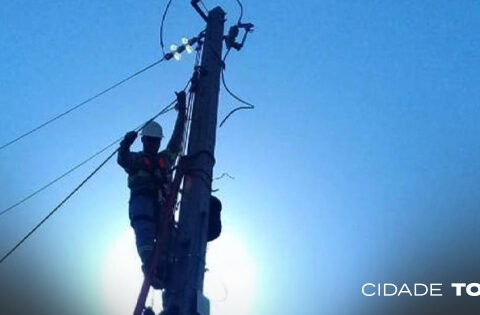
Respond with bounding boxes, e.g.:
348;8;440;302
141;121;163;154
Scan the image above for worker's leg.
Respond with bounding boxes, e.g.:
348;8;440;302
129;194;158;267
129;193;165;289
131;219;156;266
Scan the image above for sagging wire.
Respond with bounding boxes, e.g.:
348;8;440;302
0;98;179;264
234;0;244;24
0;57;166;152
217;7;255;127
0;30;205;153
0;137;120;218
218;48;255;127
0;49;199;219
0;101;176;219
0;149;117;264
160;0;174;56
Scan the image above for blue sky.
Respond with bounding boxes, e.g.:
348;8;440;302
1;1;479;314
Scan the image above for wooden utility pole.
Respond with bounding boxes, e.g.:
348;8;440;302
162;6;225;315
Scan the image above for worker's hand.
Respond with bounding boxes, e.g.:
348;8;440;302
122;130;138;147
175;91;187;112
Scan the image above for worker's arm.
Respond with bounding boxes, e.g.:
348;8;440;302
117;131;139;173
165;91;187;163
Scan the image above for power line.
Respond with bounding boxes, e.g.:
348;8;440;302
199;0;209;12
143;99;177;126
219;49;254;127
234;0;244;24
181;48;203;156
0;149;117;264
0;100;177;264
0;138;120;218
204;39;255;127
0;101;177;219
0;57;166;152
0;51;194;221
160;0;173;55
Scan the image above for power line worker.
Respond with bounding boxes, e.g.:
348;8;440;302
117;91;187;288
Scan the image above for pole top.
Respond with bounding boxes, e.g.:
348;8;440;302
209;6;226;17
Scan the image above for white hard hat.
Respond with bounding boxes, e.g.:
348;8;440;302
141;121;163;138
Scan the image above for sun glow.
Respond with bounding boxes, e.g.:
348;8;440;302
205;229;257;315
101;228;157;315
101;228;256;315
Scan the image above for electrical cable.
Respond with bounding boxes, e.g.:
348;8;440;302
0;138;120;218
181;48;202;156
218;49;254;127
0;100;177;219
199;0;209;12
160;0;173;55
0;149;117;264
234;0;244;24
0;57;166;152
201;44;254;127
182;90;195;155
0;99;177;264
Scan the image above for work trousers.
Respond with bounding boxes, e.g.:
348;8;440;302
129;193;160;267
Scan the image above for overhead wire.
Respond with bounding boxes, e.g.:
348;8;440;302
0;100;178;219
216;0;256;127
0;57;167;152
0;37;198;231
0;138;120;218
0;98;178;264
234;0;244;24
181;47;203;156
0;0;251;265
0;56;198;219
199;0;209;12
159;0;173;55
0;149;117;264
218;48;255;127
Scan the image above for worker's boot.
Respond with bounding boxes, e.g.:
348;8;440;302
143;307;155;315
159;305;180;315
141;264;164;290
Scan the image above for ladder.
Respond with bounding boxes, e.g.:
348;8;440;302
133;158;187;315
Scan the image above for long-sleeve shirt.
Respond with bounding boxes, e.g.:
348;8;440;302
117;109;186;194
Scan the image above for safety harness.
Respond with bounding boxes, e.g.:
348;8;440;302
128;153;173;226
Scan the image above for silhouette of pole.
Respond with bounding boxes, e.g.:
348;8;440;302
162;6;225;315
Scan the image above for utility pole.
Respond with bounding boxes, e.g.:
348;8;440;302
163;6;225;315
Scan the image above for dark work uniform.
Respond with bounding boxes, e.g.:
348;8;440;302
117;113;185;267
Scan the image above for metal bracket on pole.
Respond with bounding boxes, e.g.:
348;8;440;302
191;0;208;22
224;22;254;51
